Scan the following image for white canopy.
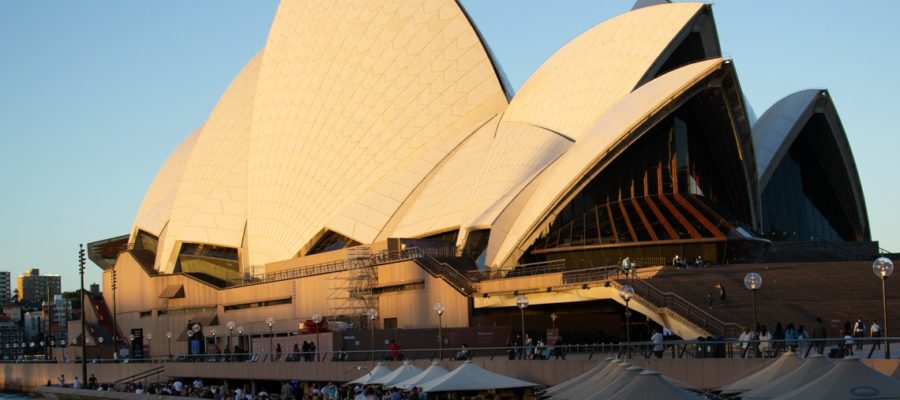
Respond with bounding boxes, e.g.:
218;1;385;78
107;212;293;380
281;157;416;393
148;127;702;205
720;351;803;393
393;361;450;390
368;361;424;386
347;362;393;385
418;361;540;393
607;370;703;400
774;357;900;400
551;360;628;399
740;354;834;399
543;357;615;397
573;365;643;400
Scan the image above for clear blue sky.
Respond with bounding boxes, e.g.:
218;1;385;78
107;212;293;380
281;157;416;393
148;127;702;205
1;1;898;291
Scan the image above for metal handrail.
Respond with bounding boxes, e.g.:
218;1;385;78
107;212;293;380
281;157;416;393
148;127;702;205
467;259;567;281
609;279;742;338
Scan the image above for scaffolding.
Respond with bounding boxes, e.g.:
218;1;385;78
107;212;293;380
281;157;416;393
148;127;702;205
325;246;377;329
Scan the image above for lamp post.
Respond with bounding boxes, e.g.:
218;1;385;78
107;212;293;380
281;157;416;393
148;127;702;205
78;244;87;380
619;285;634;358
187;328;195;357
367;308;378;361
874;257;894;358
312;313;323;361
433;303;444;360
210;328;217;352
743;272;763;330
40;341;46;359
236;326;243;356
550;313;558;330
516;295;529;360
226;321;235;355
265;317;275;358
166;331;172;359
146;333;152;359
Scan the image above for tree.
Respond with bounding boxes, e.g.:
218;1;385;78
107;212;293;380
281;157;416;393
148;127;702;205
61;290;83;311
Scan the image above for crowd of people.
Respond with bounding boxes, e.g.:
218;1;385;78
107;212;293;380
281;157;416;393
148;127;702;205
505;333;567;360
736;317;884;358
51;374;433;400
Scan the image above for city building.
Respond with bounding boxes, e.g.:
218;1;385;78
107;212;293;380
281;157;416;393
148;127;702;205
0;316;24;361
0;271;10;306
16;269;61;310
87;0;880;354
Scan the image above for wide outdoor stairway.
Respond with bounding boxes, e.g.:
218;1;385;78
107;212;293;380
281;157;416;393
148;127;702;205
639;261;900;338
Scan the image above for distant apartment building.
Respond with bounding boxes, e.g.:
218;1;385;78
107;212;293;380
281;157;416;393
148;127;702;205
43;294;71;345
16;269;61;310
0;271;9;306
0;317;23;361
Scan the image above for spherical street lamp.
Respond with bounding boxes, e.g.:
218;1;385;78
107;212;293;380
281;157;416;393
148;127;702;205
166;331;172;359
433;303;445;360
619;285;634;357
147;333;152;358
226;321;235;356
874;257;894;358
550;312;558;329
312;313;323;362
744;272;763;330
516;295;529;360
367;308;378;361
265;317;275;357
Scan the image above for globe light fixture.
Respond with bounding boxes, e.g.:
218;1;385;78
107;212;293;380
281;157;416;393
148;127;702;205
744;272;763;329
619;285;634;357
265;317;275;356
433;302;445;360
516;295;529;360
873;257;894;358
367;308;378;360
312;313;323;362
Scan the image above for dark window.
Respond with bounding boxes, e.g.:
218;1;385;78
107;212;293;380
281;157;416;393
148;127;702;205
307;231;361;255
761;115;854;241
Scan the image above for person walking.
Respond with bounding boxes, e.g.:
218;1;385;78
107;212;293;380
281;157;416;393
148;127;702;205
812;317;827;354
758;325;772;358
651;329;664;358
715;283;728;306
853;317;866;351
871;321;882;350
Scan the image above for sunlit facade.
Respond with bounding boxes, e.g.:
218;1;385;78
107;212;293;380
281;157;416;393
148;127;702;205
89;0;871;351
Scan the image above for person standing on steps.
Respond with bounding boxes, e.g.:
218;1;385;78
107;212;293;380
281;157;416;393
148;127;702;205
714;283;728;306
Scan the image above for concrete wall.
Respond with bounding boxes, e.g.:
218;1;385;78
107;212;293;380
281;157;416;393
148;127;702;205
5;358;900;393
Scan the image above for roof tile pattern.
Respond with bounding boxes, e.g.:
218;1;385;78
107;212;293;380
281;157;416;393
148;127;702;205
245;0;507;265
502;3;703;140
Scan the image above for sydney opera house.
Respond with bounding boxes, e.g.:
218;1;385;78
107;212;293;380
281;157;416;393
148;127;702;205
83;0;877;357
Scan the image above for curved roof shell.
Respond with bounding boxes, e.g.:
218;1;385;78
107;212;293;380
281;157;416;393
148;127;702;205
245;0;510;266
131;0;511;270
489;58;759;267
388;1;722;253
501;2;718;140
131;128;201;244
753;89;869;240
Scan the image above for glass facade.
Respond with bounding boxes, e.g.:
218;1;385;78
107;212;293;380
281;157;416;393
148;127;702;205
307;231;361;255
522;84;762;265
761;114;854;241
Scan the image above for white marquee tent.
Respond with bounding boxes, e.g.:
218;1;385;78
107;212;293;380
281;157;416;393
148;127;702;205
720;351;802;394
347;362;393;385
368;361;423;387
774;358;900;400
393;361;450;390
418;361;540;393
